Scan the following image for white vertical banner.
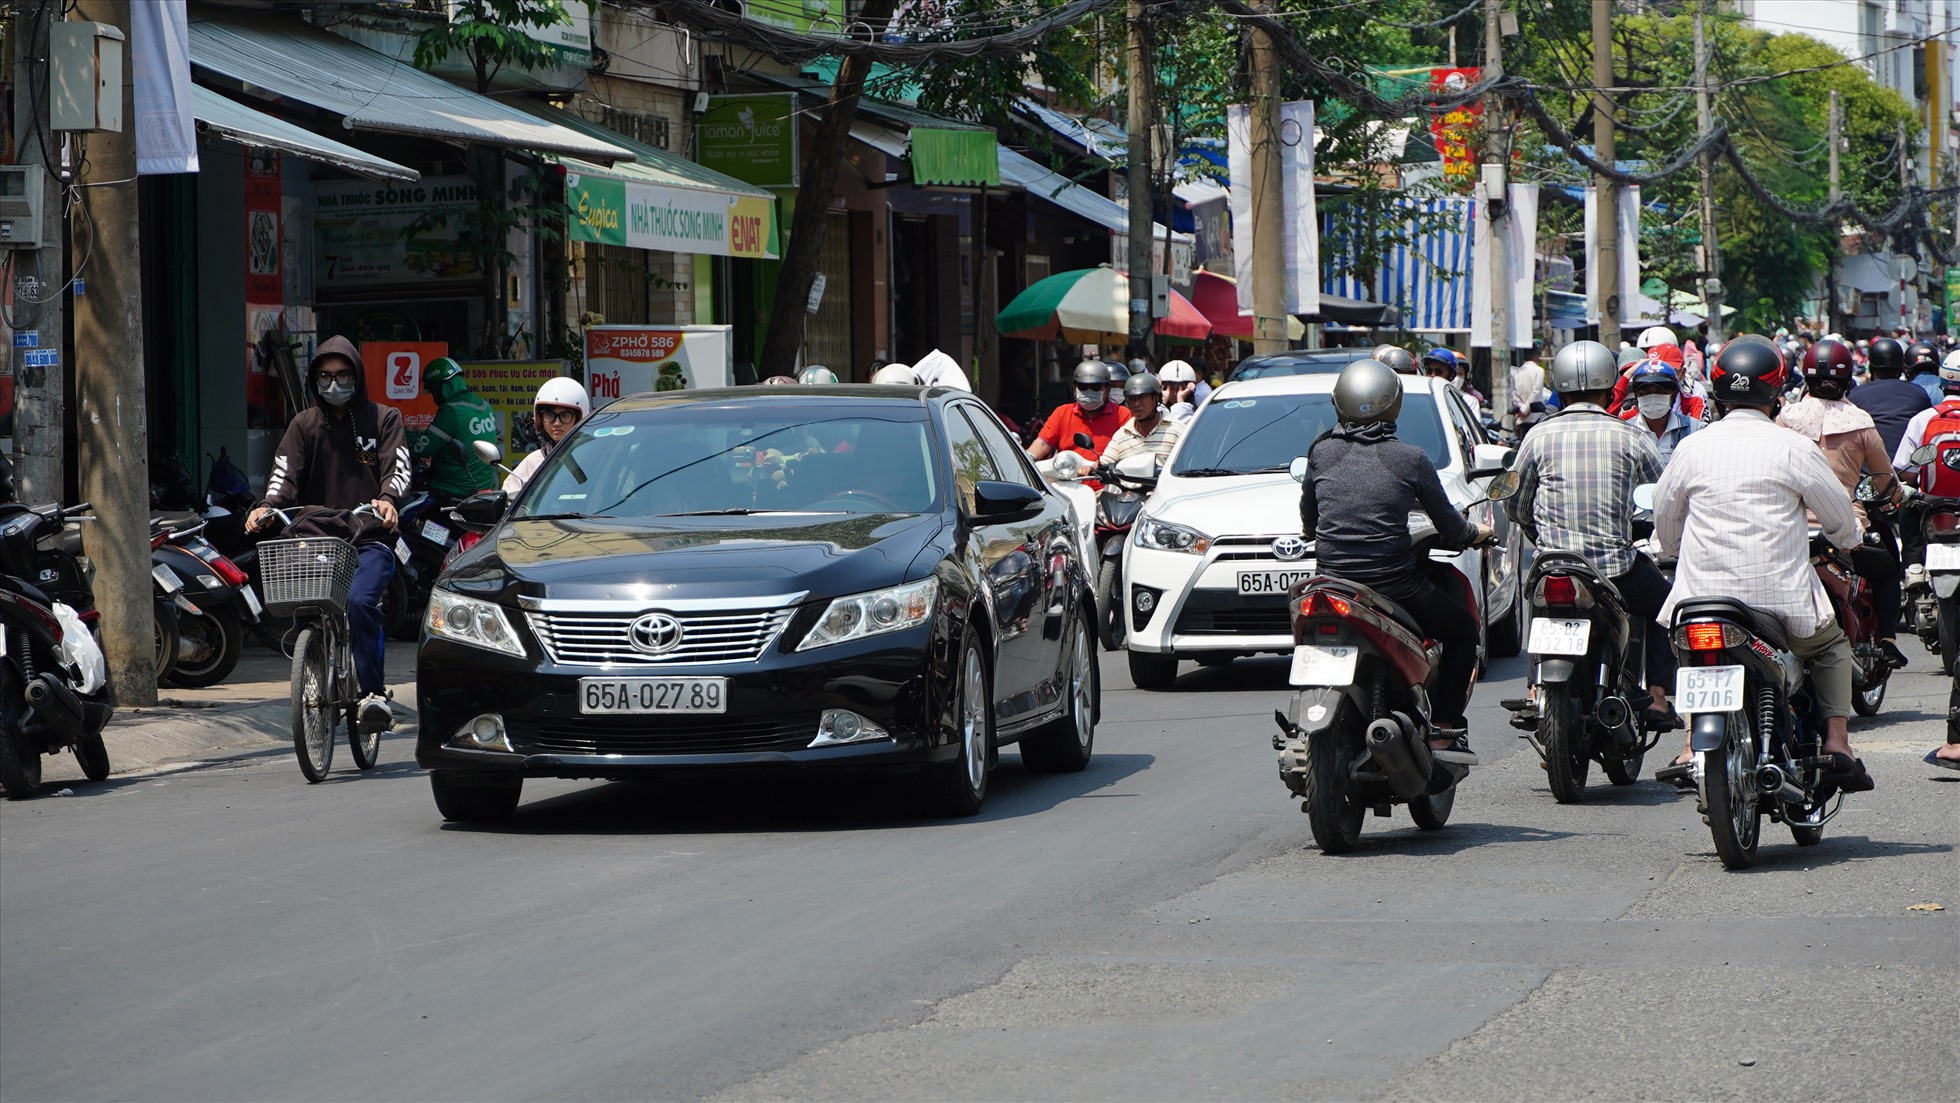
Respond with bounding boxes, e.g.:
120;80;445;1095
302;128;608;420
1225;101;1320;316
133;0;198;175
1472;183;1539;348
1585;184;1648;326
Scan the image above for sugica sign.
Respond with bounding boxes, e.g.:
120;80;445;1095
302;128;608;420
584;326;733;399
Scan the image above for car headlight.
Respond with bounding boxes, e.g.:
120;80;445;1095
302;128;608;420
798;578;938;651
1133;514;1211;554
426;589;526;657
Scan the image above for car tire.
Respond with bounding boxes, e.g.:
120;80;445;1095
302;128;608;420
922;631;991;817
1094;559;1125;651
1488;572;1523;658
1022;609;1096;773
430;772;522;823
1127;649;1177;689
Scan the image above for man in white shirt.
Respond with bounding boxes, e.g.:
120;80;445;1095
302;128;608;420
1653;339;1873;792
1510;344;1548;434
1100;373;1184;466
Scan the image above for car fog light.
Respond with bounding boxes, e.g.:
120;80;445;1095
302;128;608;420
448;713;514;753
810;708;889;748
1133;590;1155;612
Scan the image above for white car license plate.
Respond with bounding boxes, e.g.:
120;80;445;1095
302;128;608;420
579;677;728;715
1925;543;1960;571
1527;617;1591;656
1676;665;1743;715
1239;568;1315;595
241;586;263;617
1289;644;1358;687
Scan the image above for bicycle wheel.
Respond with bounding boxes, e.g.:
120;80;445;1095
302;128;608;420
347;624;380;771
290;626;334;783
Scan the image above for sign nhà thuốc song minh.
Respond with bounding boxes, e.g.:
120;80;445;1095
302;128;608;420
314;176;481;287
566;175;778;259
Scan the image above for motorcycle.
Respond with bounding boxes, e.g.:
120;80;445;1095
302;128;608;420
0;500;115;797
1270;459;1484;853
1047;445;1157;650
1490;474;1662;802
1668;535;1869;869
389;487;464;641
1866;455;1960;734
151;514;262;688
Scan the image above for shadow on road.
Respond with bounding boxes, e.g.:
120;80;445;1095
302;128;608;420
1303;818;1584;858
446;752;1157;835
1682;833;1954;872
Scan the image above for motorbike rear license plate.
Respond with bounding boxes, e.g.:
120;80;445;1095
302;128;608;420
1676;665;1743;715
579;677;729;715
242;586;263;617
1239;568;1315;595
1527;617;1591;656
151;564;184;593
1924;543;1960;571
1289;644;1358;686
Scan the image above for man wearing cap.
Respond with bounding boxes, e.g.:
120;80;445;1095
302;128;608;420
408;356;501;506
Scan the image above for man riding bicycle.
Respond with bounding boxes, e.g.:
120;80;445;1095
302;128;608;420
248;336;408;733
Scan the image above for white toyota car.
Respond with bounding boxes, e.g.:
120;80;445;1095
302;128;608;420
1121;373;1523;687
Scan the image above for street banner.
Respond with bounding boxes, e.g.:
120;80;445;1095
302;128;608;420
698;95;799;189
1585;185;1664;325
1427;67;1483;191
360;341;449;434
564;171;778;258
1946;267;1960;324
585;325;734;401
133;0;198;175
1226;99;1319;317
244;150;281;304
460;360;566;455
1471;182;1538;348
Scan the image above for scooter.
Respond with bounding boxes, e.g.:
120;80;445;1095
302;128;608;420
390;486;465;641
1867;456;1960;735
1046;444;1157;650
0;500;115;798
151;515;262;688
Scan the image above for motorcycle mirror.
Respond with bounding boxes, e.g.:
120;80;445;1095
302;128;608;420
1072;432;1094;451
1288;456;1309;484
1853;475;1880;502
1485;470;1521;501
472;440;504;463
1631;482;1656;511
1910;442;1938;466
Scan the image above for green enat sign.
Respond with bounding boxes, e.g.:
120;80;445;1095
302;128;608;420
1946;267;1960;321
698;94;798;189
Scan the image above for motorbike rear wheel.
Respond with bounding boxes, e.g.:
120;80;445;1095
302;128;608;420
153;600;181;687
73;730;111;783
0;663;42;799
1095;559;1125;652
1407;783;1455;831
1705;716;1762;870
1540;683;1591;804
1305;717;1365;853
163;606;244;689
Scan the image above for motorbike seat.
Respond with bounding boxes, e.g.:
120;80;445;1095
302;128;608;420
1312;575;1426;639
1671;597;1789;651
1529;551;1626;605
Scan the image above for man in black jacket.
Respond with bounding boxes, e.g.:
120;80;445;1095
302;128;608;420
1848;335;1932;455
248;336;408;732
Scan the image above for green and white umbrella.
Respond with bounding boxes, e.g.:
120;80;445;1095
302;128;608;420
995;265;1212;345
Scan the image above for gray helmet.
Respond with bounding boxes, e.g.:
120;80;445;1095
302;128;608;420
1331;359;1403;425
1373;345;1417;374
1549;340;1619;396
1072;360;1112;387
1106;360;1131;386
1123;372;1162;400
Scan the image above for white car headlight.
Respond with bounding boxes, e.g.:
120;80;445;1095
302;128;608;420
1133;514;1211;554
799;578;938;650
427;589;526;657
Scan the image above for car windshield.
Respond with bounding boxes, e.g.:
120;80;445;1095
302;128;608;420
1230;352;1364;380
1171;392;1450;476
513;404;941;519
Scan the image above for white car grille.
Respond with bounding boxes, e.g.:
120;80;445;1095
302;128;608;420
526;608;795;666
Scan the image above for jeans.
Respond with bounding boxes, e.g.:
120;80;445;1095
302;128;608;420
348;541;397;696
1371;563;1479;728
1610;554;1675;695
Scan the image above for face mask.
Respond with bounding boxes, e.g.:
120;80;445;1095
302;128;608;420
317;380;356;407
1448;376;1464;392
1634;394;1672;420
1076;388;1105;412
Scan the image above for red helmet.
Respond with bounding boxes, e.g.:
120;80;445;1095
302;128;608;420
1801;338;1855;396
1709;336;1787;407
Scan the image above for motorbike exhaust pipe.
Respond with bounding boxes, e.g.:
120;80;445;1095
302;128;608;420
1595;695;1637;748
1755;764;1805;805
23;673;84;742
1366;716;1433;803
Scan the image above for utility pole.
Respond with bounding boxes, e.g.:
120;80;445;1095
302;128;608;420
1694;1;1724;343
1827;90;1841;205
70;0;156;705
8;3;67;501
1483;0;1511;412
1591;0;1619;348
1827;89;1841;335
1125;0;1154;359
1248;2;1286;355
1899;119;1914;332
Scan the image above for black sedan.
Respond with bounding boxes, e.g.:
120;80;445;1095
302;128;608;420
416;386;1099;821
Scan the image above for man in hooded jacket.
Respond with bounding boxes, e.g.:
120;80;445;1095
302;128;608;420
248;336;409;733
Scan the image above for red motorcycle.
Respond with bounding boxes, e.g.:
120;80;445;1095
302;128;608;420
1808;524;1893;718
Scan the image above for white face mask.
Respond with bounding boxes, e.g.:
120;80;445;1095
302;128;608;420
1075;388;1105;412
1636;394;1674;421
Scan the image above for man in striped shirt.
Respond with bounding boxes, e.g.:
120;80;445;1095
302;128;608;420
1099;373;1184;467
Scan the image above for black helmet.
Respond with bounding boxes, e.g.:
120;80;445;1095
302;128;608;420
1374;346;1417;375
1867;336;1905;376
1906;340;1940;374
1072;360;1112;388
1801;339;1855;397
1709;337;1787;408
1123;372;1162;400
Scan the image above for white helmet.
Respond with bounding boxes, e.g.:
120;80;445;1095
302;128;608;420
534;376;591;420
1637;325;1675;349
1158;359;1198;384
871;363;918;385
797;365;839;385
761;374;799;385
1941;349;1960;386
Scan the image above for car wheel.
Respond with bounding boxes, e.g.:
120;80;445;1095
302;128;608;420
1127;649;1177;689
1022;609;1096;773
430;773;521;823
1488;571;1523;658
922;631;991;816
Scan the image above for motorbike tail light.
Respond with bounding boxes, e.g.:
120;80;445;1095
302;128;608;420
457;531;483;556
206;553;250;588
150;531;169;551
1316;622;1340;636
1541;575;1579;607
1298;592;1350;618
0;591;62;641
1682;623;1730;651
1928;511;1960;537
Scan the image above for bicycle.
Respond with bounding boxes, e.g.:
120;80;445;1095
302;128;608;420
255;506;383;782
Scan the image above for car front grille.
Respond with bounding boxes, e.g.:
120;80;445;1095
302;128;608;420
527;713;818;755
1172;588;1294;636
526;608;796;666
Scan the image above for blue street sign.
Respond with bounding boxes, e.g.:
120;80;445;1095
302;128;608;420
23;349;59;367
13;330;37;348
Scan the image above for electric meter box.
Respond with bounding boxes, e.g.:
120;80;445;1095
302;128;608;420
49;20;125;133
0;166;46;250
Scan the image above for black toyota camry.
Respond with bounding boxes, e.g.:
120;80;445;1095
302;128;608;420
415;386;1099;822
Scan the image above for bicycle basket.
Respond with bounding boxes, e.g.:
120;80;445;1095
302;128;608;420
257;537;359;616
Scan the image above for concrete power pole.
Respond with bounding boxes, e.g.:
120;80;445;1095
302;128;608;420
9;4;67;501
1694;1;1725;343
1591;0;1619;348
70;0;156;705
1125;0;1154;359
1828;89;1841;335
1248;2;1286;355
1483;0;1511;412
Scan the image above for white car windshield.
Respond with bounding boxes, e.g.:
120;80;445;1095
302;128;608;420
1170;392;1451;477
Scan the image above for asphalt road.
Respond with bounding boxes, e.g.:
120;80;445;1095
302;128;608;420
1;651;1954;1103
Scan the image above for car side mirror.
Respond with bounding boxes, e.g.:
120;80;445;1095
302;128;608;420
1113;452;1158;484
970;480;1044;522
1288;456;1309;484
1485;471;1521;501
449;490;509;532
1631;482;1657;511
1469;442;1515;480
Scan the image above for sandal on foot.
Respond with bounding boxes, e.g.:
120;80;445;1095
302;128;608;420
1823;752;1876;793
1641;706;1683;733
1655;754;1696;791
1923;748;1960;772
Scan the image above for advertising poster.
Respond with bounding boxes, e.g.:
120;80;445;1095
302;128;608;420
697;94;798;188
1947;267;1960;325
1428;67;1484;191
586;325;734;401
360;341;449;433
314;176;479;287
564;171;778;259
461;360;566;456
244;150;282;303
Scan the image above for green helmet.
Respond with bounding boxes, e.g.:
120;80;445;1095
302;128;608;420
426;357;464;385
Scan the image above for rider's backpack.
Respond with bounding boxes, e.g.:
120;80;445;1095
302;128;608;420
1919;399;1960;499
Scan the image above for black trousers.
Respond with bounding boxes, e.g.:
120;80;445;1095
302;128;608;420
1864;518;1904;642
1370;563;1479;728
1610;554;1675;694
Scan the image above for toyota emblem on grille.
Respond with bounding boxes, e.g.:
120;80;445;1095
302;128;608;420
628;613;685;654
1271;536;1309;561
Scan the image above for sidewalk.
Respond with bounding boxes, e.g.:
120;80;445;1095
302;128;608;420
28;639;421;788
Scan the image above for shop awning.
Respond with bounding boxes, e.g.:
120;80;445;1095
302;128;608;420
908;128;999;187
1019;100;1128;163
997;147;1191;245
536;108;779;260
192;86;418;182
187;13;634;162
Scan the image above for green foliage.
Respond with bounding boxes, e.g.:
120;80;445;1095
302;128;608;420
413;0;570;93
